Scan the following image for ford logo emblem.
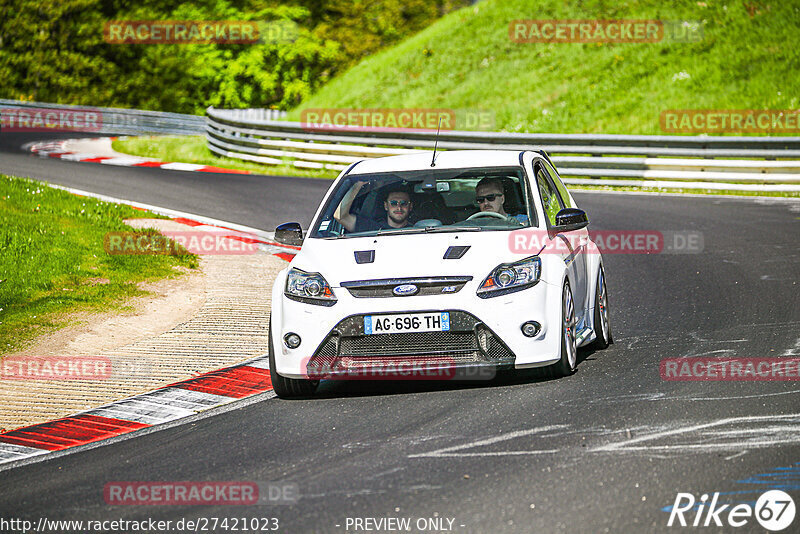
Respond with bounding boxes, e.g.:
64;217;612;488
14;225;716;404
393;284;419;296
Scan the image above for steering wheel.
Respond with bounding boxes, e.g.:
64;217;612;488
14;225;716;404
414;218;443;227
467;211;508;221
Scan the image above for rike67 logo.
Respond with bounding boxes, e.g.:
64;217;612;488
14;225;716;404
668;490;795;531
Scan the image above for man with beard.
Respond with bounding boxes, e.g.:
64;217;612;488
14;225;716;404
334;182;414;233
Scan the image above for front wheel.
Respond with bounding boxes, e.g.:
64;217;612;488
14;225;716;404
538;280;578;378
591;266;613;349
268;318;319;398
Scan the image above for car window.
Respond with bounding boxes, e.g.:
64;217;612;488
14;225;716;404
536;164;564;227
310;166;534;238
543;160;575;208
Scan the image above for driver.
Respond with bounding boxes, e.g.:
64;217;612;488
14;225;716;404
334;182;414;232
474;177;528;223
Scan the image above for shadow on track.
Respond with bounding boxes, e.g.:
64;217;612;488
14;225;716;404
276;345;610;400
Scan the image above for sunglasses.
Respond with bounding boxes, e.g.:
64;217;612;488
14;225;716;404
387;200;410;207
476;193;502;204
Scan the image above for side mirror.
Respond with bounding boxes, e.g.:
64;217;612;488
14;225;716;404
275;222;303;246
553;208;589;232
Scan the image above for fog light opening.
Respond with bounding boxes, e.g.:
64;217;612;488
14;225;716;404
521;321;541;338
284;333;302;349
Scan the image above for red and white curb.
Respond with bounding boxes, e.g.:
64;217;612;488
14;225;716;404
0;357;274;465
157;215;300;261
26;138;254;175
0;182;299;469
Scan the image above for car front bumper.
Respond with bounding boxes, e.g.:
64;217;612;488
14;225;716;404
271;270;564;379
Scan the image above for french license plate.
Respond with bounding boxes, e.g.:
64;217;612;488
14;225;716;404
364;312;451;335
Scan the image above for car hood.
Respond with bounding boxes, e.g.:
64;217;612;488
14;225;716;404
290;230;543;286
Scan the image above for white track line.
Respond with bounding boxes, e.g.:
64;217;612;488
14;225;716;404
45;183;278;241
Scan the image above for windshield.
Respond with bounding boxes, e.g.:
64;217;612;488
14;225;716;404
311;166;536;238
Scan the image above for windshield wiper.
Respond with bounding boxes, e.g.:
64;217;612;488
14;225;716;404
375;227;423;236
425;225;482;233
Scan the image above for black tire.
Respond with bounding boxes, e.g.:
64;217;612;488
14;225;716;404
591;266;612;349
268;318;319;398
538;280;578;378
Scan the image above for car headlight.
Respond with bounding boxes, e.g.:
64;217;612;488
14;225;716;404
285;268;337;306
477;256;541;298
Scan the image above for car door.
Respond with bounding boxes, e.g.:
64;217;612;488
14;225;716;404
535;160;590;329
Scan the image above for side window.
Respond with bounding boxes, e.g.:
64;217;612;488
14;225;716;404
544;160;575;208
536;164;564;227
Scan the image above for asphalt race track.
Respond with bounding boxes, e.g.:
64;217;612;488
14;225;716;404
1;132;799;532
0;132;329;230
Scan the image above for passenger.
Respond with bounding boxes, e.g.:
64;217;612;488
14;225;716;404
474;177;528;223
334;182;414;232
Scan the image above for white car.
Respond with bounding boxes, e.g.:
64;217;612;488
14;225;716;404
268;150;612;397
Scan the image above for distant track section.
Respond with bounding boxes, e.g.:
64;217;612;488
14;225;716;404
206;106;800;191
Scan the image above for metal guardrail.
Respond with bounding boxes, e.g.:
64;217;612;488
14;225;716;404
205;107;800;191
2;100;798;190
0;99;205;136
217;108;287;122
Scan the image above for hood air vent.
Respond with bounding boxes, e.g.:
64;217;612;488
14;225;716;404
443;245;470;259
354;250;375;264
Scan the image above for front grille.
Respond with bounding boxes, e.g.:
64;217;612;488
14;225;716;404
488;337;512;360
341;276;472;298
340;331;479;357
307;311;515;377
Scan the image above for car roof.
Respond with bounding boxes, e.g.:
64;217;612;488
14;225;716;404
348;150;540;175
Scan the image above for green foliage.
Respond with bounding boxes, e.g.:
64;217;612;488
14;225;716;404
295;0;800;134
0;0;117;103
0;0;465;113
308;0;466;70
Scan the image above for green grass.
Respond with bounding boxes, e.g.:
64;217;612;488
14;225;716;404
112;136;339;180
0;175;198;354
292;0;800;135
